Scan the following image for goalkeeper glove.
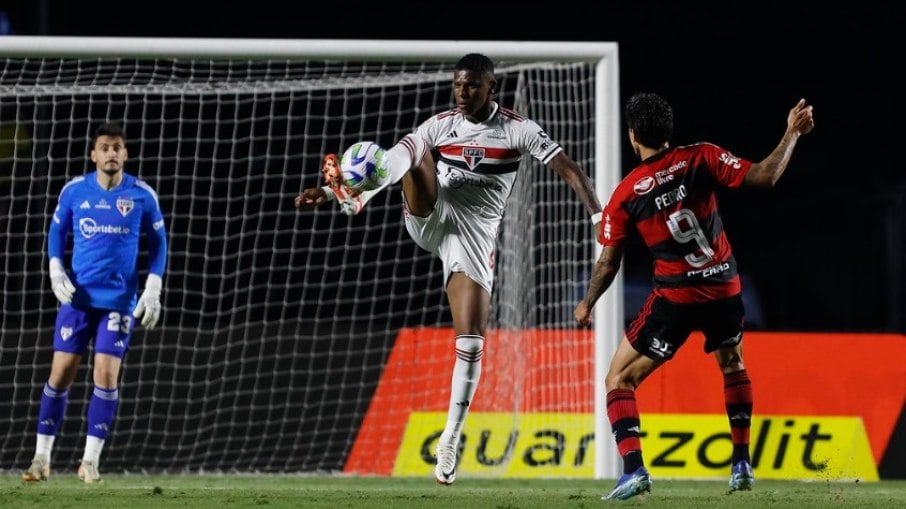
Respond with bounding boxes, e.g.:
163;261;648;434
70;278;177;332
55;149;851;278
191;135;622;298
133;274;162;329
49;257;75;304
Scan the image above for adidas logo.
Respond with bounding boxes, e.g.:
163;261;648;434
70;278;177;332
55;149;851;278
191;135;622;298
722;332;743;345
455;400;470;408
80;201;91;209
730;411;751;421
39;419;55;426
448;130;458;138
114;340;125;349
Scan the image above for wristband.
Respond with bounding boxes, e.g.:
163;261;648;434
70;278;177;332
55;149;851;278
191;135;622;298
321;186;337;202
590;211;603;224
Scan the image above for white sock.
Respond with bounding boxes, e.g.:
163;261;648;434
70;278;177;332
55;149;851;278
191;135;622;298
384;134;427;185
348;134;428;211
441;335;484;446
35;433;54;460
82;435;104;464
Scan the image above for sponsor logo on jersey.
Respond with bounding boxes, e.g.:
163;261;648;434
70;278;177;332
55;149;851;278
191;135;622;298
655;160;688;184
633;176;655;195
95;199;111;209
533;131;554;152
80;200;91;209
686;261;730;278
79;218;130;239
719;152;742;169
462;147;485;169
446;168;504;192
117;197;134;216
60;326;73;340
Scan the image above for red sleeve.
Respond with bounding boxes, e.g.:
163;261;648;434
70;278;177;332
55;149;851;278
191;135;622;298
598;187;630;247
701;143;752;188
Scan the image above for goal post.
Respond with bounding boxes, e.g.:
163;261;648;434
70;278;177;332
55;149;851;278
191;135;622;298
0;37;622;479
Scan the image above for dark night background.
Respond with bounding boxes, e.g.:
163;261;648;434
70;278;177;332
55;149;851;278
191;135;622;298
1;0;904;481
2;1;902;332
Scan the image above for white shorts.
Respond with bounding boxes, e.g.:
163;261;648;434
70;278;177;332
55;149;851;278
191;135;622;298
403;190;497;294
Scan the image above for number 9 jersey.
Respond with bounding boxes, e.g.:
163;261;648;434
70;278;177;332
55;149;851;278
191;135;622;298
601;142;752;304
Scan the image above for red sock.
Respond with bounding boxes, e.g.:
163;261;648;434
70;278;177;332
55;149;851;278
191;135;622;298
607;389;642;458
724;370;753;463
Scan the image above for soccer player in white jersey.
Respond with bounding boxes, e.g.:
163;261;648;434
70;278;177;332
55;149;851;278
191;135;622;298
22;122;168;483
296;54;602;485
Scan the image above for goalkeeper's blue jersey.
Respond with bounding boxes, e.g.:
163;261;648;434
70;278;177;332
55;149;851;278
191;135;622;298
48;171;167;311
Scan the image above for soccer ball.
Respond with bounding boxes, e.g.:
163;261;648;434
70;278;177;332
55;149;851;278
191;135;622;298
339;141;387;191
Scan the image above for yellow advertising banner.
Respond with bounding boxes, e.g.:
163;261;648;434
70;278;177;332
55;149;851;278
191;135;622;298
346;330;904;477
393;412;878;481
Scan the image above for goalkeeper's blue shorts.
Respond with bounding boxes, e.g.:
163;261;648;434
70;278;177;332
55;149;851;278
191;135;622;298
53;304;134;358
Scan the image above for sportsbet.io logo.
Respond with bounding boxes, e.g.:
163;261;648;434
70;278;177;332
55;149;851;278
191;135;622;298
79;218;130;239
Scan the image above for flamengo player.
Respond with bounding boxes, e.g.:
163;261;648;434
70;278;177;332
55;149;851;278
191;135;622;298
296;53;602;484
574;93;814;500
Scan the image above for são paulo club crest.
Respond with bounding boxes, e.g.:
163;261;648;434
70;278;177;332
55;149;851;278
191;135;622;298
117;197;134;217
462;147;485;170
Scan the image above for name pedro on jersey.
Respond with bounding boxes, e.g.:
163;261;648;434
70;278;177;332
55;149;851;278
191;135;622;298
655;184;687;210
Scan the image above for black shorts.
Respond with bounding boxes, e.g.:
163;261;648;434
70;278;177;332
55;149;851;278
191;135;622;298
626;293;744;360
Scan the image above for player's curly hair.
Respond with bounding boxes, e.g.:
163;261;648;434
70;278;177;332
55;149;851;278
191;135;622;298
625;92;673;148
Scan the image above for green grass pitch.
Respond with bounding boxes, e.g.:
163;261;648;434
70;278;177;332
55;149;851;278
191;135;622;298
2;474;905;508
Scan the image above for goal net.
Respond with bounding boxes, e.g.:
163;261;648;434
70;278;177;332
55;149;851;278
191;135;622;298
0;38;622;477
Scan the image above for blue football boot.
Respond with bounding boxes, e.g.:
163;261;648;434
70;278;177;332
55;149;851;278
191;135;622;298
603;466;652;500
729;460;755;492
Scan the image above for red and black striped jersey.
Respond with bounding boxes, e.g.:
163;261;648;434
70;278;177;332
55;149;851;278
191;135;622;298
600;143;752;303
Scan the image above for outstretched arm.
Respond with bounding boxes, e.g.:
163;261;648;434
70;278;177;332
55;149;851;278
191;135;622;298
548;152;603;226
574;245;624;326
744;99;815;188
295;154;340;210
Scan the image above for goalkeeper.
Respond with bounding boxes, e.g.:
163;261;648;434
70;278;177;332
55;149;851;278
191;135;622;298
22;122;168;484
296;53;602;485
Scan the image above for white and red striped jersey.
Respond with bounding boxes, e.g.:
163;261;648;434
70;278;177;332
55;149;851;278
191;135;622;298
405;101;562;220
